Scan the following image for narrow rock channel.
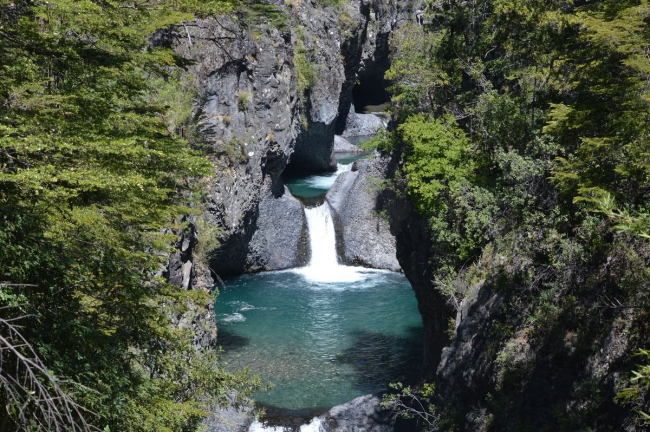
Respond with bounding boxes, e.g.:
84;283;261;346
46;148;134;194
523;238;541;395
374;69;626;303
212;137;421;431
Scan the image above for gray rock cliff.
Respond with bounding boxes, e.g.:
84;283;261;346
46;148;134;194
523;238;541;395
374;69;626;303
327;156;400;271
164;216;218;349
246;187;309;272
165;0;385;276
341;106;388;138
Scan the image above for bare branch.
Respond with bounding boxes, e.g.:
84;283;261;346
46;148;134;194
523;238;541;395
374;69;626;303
0;314;96;431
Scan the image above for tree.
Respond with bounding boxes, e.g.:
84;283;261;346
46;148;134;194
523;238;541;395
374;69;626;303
0;0;259;430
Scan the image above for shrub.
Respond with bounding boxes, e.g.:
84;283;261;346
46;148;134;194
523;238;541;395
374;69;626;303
237;91;251;111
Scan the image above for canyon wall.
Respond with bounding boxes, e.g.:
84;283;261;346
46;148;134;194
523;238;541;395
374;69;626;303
158;2;644;430
164;0;416;278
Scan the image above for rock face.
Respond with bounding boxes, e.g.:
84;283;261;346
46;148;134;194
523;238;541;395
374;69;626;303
286;1;368;174
159;15;299;276
377;152;455;377
319;394;393;432
333;135;363;153
164;216;218;349
159;0;418;278
162;0;385;275
341;106;388;138
327;156;400;271
246;187;309;272
436;281;504;395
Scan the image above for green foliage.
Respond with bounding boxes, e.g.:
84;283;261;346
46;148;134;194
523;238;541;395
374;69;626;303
237;91;252;111
338;10;358;39
381;382;439;431
293;27;317;99
0;0;257;430
617;349;650;423
400;115;472;214
361;128;395;152
383;0;650;429
239;2;288;31
194;214;223;263
386;23;450;119
314;0;343;9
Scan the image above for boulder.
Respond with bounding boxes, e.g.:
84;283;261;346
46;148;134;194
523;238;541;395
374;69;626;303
334;135;364;153
319;394;393;432
246;187;309;272
327;156;401;271
341;107;388;138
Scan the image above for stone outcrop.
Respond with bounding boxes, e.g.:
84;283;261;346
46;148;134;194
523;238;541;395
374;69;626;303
164;216;218;349
246;187;309;272
319;394;393;432
161;0;383;276
157;0;419;278
157;15;299;276
436;281;505;395
341;106;388;138
333;135;363;153
327;156;401;271
380;155;455;377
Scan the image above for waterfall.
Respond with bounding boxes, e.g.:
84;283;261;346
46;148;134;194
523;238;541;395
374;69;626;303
336;162;352;174
294;201;374;284
249;418;323;432
303;203;339;270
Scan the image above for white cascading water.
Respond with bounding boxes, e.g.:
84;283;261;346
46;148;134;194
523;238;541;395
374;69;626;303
293;200;375;284
305;163;352;191
248;418;324;432
304;203;339;270
336;162;352;173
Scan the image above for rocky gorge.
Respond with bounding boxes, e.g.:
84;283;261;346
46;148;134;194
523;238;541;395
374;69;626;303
157;0;416;427
159;0;645;431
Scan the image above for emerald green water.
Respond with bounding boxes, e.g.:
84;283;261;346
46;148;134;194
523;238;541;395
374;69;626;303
283;152;369;198
214;270;422;413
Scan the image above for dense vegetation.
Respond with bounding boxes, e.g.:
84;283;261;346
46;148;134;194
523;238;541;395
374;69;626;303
0;0;260;430
373;0;650;430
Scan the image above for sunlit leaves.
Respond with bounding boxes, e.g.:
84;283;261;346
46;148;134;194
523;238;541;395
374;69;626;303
0;0;252;430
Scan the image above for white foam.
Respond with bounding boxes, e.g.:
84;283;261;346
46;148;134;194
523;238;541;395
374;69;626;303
305;173;338;190
298;164;351;191
292;202;387;284
220;312;246;323
247;418;324;432
300;417;324;431
248;421;287;432
336;162;352;173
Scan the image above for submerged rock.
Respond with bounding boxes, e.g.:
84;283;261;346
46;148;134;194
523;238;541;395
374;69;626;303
333;135;364;153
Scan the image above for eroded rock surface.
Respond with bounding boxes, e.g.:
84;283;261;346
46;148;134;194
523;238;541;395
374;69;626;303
246;187;309;272
319;394;393;432
341;107;388;138
327;156;400;271
333;135;363;153
164;216;218;349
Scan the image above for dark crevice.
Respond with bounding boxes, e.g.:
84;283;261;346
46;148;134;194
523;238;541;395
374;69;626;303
352;32;392;113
